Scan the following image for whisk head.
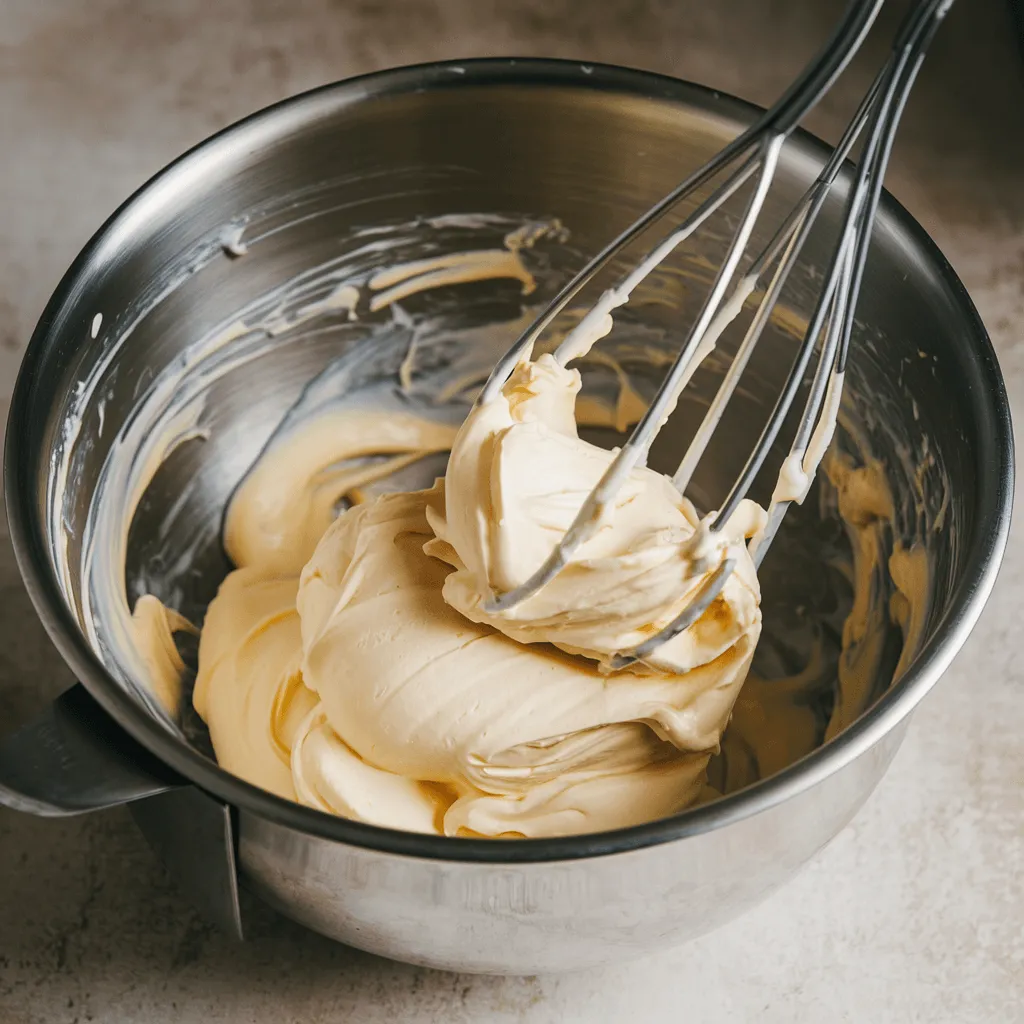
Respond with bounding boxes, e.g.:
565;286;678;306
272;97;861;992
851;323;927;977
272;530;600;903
476;0;954;668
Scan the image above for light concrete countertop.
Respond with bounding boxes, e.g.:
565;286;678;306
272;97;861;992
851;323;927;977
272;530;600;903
0;1;1021;1021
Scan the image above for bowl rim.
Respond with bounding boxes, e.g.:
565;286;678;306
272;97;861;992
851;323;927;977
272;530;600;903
4;56;1014;864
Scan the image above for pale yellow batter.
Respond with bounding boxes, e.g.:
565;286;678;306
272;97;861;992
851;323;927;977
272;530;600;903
192;353;765;838
106;220;932;840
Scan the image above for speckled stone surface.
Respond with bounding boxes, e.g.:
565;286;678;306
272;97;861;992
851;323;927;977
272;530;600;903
0;1;1022;1021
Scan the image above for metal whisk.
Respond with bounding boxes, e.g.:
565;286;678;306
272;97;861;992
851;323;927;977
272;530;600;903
475;0;953;669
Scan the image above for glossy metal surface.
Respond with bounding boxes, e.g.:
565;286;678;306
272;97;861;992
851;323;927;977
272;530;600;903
1;61;1013;973
129;788;244;940
0;683;176;816
239;720;910;973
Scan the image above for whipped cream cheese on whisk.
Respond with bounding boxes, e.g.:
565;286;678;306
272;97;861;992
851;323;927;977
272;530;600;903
186;234;766;837
170;228;927;838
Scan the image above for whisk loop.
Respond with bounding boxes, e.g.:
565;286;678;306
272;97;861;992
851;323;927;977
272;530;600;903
477;0;954;667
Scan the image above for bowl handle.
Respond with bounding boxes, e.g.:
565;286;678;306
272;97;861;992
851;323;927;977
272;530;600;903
0;682;181;815
0;683;244;938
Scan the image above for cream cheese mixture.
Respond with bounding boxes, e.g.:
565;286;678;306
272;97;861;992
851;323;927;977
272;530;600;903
193;352;766;837
67;213;933;839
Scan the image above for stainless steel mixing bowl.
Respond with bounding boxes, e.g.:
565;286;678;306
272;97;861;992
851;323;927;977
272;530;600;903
1;59;1013;974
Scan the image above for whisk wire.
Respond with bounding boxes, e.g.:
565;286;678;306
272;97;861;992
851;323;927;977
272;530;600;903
478;0;954;665
752;0;954;561
479;0;885;405
551;151;763;368
672;69;888;496
485;138;784;616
